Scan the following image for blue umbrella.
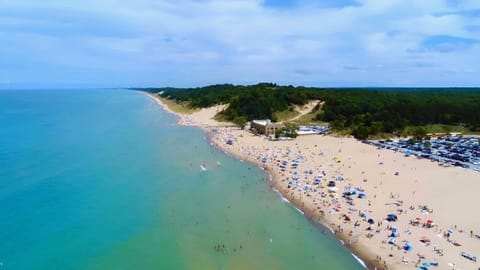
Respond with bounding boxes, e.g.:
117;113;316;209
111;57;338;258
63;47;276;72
422;262;431;268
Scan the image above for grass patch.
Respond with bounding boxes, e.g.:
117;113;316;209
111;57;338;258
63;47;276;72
287;104;328;126
156;96;199;115
213;113;229;122
401;124;474;136
274;107;299;122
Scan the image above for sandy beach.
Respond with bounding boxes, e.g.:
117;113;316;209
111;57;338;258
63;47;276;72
147;93;480;270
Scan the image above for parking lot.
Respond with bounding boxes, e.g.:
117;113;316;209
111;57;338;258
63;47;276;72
365;136;480;172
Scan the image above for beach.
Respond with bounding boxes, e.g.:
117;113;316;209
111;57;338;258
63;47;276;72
147;93;480;270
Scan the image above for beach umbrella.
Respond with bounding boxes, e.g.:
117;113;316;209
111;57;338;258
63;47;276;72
367;218;375;224
358;193;366;198
422;262;431;268
415;217;422;221
403;242;413;251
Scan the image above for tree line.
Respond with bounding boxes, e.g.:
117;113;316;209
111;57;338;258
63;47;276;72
137;84;480;139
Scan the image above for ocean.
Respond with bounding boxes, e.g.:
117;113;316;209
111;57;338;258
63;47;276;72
0;89;363;269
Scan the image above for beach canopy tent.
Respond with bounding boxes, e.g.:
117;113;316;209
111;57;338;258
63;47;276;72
343;188;357;196
386;213;398;222
461;252;477;262
426;220;434;228
403;242;413;252
328;187;338;193
367;218;375;224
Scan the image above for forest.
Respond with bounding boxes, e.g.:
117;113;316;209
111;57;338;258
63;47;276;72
138;83;480;139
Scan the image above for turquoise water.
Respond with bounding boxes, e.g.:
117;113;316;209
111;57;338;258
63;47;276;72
0;89;363;269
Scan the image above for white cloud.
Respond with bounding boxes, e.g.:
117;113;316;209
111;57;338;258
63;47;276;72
0;0;478;87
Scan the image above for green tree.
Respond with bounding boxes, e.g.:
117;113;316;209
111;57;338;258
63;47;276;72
423;140;431;149
412;127;427;140
352;125;371;140
232;116;248;129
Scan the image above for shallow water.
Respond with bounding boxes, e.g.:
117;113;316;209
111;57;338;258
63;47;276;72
0;89;363;269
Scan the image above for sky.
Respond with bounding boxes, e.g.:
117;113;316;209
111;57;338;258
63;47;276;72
0;0;479;88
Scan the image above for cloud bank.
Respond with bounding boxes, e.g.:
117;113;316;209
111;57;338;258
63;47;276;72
0;0;479;87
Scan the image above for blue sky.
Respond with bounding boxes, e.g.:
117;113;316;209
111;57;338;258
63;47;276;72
0;0;479;88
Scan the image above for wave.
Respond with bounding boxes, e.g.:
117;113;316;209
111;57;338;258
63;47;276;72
351;253;367;269
295;207;304;215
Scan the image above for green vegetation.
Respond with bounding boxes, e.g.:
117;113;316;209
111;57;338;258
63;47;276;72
275;124;298;139
400;124;473;136
232;116;248;129
274;107;300;122
137;84;480;139
153;95;199;115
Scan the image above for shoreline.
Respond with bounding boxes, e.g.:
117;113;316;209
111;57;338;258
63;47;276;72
144;91;480;270
209;133;379;270
145;91;376;269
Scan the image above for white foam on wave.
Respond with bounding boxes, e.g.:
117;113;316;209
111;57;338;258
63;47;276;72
295;207;304;215
351;253;367;269
318;221;335;234
272;188;291;204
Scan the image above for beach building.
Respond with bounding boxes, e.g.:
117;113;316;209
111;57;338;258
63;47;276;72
251;119;282;136
297;125;330;136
